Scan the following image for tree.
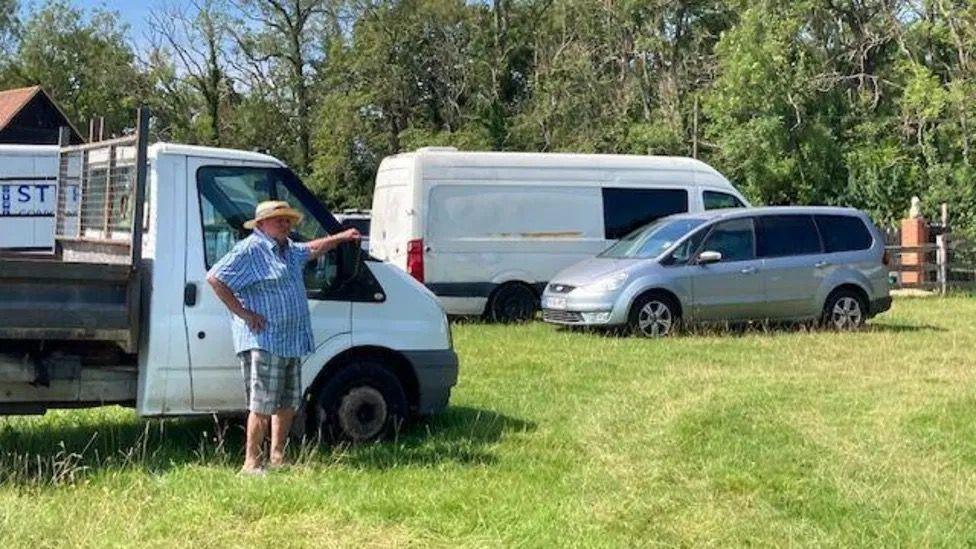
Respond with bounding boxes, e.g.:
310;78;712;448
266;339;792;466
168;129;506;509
6;0;147;134
230;0;335;173
149;0;234;146
0;0;19;87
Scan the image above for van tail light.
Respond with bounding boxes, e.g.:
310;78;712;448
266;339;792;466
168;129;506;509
407;239;424;283
882;249;891;266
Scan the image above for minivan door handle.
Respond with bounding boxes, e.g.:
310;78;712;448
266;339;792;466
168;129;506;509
740;266;758;275
814;261;831;268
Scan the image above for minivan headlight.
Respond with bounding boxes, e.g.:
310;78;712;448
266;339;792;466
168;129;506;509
583;272;629;293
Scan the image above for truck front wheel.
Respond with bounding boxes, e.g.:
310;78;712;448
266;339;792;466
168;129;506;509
310;361;408;443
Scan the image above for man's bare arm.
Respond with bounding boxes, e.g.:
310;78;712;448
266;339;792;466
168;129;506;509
307;228;361;261
206;274;266;332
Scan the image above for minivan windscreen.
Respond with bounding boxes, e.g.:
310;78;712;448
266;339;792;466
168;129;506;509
599;218;706;259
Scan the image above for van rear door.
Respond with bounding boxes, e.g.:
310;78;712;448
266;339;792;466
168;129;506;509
370;166;413;269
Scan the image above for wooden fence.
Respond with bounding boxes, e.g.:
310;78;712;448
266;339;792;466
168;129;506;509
886;235;976;293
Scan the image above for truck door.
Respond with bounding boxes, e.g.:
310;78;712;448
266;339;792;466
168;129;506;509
183;158;351;412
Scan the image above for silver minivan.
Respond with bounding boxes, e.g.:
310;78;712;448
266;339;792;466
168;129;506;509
541;207;892;336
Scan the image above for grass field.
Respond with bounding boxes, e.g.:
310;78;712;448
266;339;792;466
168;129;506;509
1;296;975;547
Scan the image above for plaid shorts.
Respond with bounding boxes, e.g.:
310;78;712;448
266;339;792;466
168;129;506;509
238;349;302;415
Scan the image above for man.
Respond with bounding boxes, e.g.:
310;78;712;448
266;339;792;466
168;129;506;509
207;200;360;474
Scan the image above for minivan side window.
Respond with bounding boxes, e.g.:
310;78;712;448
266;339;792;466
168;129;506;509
602;188;688;240
699;217;755;262
814;214;873;252
756;215;822;258
703;190;745;210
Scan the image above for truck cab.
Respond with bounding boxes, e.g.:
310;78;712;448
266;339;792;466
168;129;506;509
0;122;457;442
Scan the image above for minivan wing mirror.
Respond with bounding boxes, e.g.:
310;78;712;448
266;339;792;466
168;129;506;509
697;250;722;265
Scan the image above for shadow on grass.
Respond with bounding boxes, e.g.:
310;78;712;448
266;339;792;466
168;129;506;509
555;319;946;339
0;405;534;484
336;406;536;469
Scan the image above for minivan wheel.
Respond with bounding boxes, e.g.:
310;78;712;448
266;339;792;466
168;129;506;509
486;283;537;323
822;290;866;331
310;362;408;443
628;293;680;337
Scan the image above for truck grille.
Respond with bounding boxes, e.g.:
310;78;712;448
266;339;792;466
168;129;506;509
543;309;583;323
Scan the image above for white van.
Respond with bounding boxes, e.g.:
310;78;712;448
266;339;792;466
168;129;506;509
369;148;748;320
0;145;61;252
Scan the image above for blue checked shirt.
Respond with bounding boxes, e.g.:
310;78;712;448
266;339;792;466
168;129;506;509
208;229;315;358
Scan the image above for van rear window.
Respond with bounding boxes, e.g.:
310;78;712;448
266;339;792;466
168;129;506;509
814;215;873;252
602;188;688;240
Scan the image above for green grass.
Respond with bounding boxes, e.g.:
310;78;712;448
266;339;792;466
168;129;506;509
2;297;976;547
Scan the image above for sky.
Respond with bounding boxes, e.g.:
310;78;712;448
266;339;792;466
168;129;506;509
72;1;156;31
25;1;177;51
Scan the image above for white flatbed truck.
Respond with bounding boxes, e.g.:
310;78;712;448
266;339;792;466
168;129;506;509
0;111;458;441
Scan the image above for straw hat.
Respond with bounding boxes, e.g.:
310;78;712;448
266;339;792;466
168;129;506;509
243;200;303;229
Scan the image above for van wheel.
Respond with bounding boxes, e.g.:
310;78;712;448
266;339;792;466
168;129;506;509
310;362;408;443
628;293;680;337
486;283;537;323
821;289;866;331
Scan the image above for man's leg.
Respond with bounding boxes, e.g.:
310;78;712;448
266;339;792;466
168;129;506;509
244;411;270;472
270;357;302;466
240;349;275;473
270;408;295;466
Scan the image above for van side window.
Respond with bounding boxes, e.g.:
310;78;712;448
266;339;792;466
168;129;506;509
703;190;745;210
814;215;873;252
756;215;822;257
699;218;755;262
602;188;688;240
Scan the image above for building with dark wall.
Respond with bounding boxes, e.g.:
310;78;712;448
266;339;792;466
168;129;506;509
0;86;83;145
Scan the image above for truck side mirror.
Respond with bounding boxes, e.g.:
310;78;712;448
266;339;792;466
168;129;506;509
337;240;362;282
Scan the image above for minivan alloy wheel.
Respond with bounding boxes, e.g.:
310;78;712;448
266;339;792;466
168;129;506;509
831;296;863;330
637;300;673;337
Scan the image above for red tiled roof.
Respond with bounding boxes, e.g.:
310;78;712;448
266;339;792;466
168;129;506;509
0;85;42;130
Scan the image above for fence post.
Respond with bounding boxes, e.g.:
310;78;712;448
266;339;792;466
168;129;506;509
937;233;947;295
938;203;949;295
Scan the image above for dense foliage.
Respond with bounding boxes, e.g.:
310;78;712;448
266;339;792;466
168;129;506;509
2;0;973;234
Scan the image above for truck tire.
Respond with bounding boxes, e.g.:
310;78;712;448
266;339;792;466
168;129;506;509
310;361;408;443
485;282;537;323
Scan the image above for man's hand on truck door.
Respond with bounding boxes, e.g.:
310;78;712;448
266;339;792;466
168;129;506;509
307;227;362;260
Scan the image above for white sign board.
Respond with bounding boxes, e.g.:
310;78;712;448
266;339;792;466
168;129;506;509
0;180;79;250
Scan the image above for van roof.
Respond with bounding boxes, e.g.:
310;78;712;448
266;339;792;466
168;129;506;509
150;142;285;165
0;143;286;165
388;149;723;175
